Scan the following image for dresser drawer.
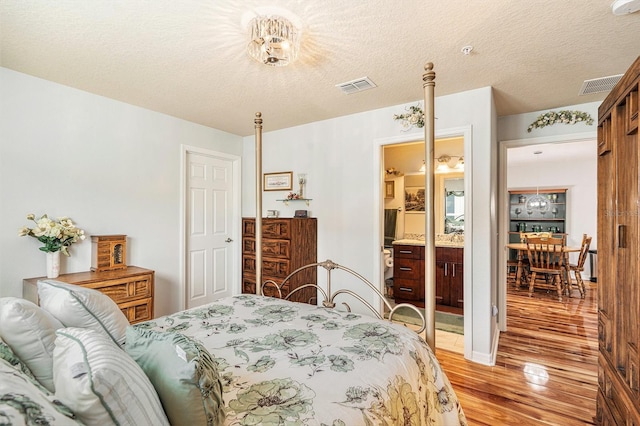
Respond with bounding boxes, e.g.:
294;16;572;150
242;275;290;299
242;219;292;239
394;245;424;259
243;256;291;278
85;274;153;305
243;238;291;258
393;278;422;301
120;298;153;324
394;258;423;280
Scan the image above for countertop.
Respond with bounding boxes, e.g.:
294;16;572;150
392;239;464;248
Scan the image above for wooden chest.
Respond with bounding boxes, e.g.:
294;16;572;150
23;266;154;324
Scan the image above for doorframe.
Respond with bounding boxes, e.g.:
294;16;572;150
497;132;596;332
374;125;472;359
179;145;242;311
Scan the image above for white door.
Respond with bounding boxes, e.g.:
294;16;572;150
185;151;237;308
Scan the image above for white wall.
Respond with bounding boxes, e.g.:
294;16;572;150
0;68;242;317
242;86;499;365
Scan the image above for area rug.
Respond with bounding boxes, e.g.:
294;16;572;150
386;308;464;335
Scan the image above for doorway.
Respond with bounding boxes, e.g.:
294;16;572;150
380;135;466;352
497;134;597;331
181;146;241;310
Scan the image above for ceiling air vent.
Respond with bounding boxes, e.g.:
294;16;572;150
579;74;623;95
335;77;377;94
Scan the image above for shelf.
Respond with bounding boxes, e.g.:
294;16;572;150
510;202;565;206
510;218;564;222
277;198;312;206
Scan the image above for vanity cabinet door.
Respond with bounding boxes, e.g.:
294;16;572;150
435;260;447;305
435;247;464;309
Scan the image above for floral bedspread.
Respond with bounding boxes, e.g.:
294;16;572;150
134;295;467;425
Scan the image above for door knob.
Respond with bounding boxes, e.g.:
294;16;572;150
225;238;233;242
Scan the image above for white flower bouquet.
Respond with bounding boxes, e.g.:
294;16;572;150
19;213;85;256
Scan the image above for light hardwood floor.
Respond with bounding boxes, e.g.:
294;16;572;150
437;280;598;425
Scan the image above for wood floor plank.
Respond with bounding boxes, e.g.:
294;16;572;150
437;281;598;425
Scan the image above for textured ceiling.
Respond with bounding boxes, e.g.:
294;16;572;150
1;1;639;136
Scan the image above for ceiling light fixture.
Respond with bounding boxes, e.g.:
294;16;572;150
243;8;301;66
611;0;640;15
461;45;474;55
525;151;550;213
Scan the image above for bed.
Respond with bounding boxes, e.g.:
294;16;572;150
131;266;466;425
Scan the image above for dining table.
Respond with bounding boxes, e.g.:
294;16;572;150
506;242;582;296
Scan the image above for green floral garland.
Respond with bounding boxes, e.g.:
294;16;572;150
527;110;594;133
393;105;424;129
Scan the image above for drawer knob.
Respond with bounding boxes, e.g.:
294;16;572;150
399;267;412;271
399;287;413;292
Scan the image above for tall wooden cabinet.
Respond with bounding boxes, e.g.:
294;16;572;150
596;55;640;425
241;218;317;304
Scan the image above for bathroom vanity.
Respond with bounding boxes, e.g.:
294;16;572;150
392;238;464;311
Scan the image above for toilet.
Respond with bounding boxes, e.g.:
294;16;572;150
383;248;394;277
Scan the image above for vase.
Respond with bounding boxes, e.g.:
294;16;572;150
46;251;60;279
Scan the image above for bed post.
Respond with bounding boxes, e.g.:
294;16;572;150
422;63;436;349
254;112;263;295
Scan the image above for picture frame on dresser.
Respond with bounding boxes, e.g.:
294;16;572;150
264;171;293;191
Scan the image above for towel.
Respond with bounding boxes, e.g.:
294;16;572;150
384;209;398;247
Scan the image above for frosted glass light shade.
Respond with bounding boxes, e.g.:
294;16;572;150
526;194;550;212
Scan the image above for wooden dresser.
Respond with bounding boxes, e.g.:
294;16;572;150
597;55;640;424
242;217;317;304
23;266;154;324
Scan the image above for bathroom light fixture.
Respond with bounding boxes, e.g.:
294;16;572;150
419;160;426;173
243;8;301;66
436;155;451;172
435;155;464;172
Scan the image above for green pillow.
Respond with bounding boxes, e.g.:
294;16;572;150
125;327;225;426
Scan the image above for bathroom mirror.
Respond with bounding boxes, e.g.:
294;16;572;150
444;177;464;233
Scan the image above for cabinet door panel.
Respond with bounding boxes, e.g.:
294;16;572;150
435;261;447;305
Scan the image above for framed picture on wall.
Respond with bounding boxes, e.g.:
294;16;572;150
405;186;425;212
384;181;395;198
264;171;293;191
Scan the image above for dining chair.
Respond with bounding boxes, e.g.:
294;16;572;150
568;234;592;299
525;235;567;301
519;231;552;243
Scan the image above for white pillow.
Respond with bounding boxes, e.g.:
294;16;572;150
53;327;169;426
0;357;81;425
0;297;63;392
37;279;129;346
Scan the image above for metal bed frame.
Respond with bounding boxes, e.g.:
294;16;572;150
261;259;426;333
